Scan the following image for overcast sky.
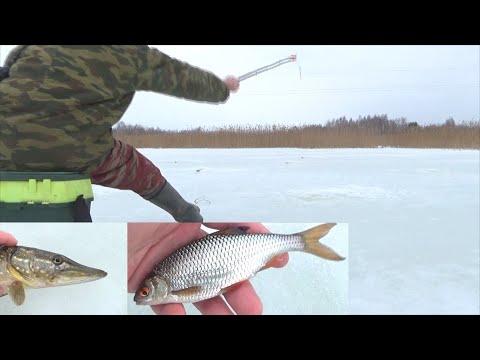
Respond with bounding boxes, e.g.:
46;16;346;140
1;45;478;130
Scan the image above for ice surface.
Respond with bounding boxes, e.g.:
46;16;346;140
90;148;479;315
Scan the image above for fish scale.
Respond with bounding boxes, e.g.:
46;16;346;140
135;224;345;306
152;233;306;303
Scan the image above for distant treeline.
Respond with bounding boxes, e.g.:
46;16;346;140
113;115;480;149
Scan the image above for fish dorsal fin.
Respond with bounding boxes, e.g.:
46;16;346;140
210;226;250;236
8;281;25;306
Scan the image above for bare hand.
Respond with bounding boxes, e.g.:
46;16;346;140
224;75;240;93
0;230;17;246
0;230;18;295
128;223;288;315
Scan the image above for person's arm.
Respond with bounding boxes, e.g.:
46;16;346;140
135;46;231;103
3;45;28;67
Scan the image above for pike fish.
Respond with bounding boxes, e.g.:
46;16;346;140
0;245;107;306
135;223;345;305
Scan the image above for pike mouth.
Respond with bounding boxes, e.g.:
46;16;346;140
58;266;107;284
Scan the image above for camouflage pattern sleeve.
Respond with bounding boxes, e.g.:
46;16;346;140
135;46;230;103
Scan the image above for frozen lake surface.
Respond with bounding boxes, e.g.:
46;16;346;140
91;148;479;315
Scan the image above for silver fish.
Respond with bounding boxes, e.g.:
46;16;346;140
0;245;107;306
134;223;345;305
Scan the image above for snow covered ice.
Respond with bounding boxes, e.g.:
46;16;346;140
89;148;479;315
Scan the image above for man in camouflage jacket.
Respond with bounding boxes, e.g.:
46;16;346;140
0;45;240;222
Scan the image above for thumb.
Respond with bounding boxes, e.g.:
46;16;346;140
0;231;18;246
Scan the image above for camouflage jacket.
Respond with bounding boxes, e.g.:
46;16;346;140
0;45;230;173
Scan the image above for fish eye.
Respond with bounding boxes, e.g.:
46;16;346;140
52;256;63;265
139;287;150;297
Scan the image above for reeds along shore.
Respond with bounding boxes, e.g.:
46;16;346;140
113;116;480;149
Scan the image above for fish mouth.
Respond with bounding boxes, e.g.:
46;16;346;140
134;288;157;305
133;291;147;305
57;265;107;285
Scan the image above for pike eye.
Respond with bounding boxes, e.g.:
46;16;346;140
139;287;150;297
52;256;63;265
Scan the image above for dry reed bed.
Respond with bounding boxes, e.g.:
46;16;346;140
114;123;480;149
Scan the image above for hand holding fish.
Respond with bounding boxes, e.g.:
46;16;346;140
128;223;288;315
0;230;17;296
133;223;345;314
1;232;107;306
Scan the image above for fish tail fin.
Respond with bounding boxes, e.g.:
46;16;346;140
297;223;345;261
